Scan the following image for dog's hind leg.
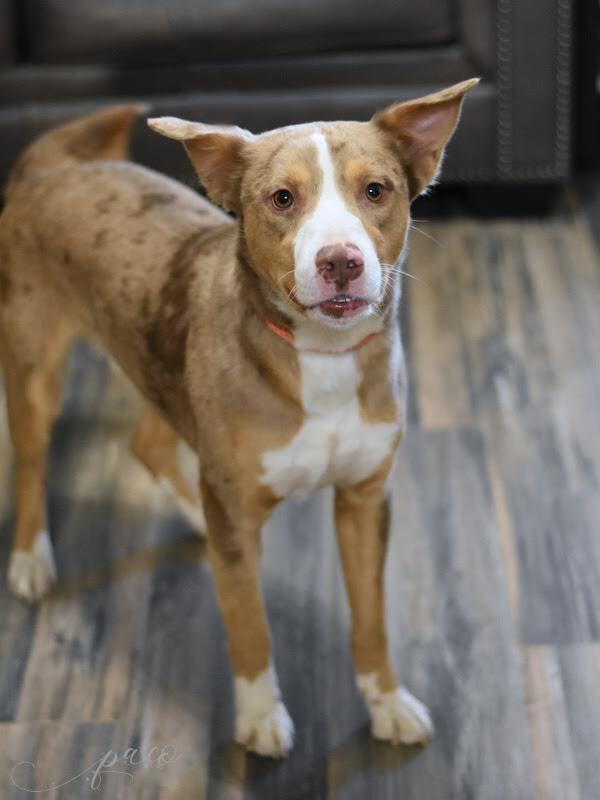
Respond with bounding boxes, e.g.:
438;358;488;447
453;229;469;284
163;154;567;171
0;316;75;602
130;403;206;534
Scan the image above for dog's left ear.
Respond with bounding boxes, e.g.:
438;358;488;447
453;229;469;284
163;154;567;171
148;117;253;213
373;78;479;200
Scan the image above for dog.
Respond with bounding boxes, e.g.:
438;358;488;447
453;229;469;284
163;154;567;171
0;78;477;757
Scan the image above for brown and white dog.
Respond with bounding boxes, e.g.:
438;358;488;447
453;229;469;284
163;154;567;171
0;78;477;757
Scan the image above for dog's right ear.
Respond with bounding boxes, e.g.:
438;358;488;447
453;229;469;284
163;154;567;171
372;78;479;200
148;117;253;213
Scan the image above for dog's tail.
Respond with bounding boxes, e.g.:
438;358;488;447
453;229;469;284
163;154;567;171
5;103;148;200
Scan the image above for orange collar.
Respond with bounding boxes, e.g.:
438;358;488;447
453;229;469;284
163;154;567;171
266;319;378;354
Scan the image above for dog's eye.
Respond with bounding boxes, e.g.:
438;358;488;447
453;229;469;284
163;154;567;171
365;182;384;202
272;189;294;210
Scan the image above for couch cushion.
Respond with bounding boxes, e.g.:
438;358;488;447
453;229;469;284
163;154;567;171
24;0;455;64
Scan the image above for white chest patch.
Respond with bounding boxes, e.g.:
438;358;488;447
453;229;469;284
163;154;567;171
261;352;399;497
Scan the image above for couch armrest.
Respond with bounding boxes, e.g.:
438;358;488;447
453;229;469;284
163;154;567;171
0;0;16;63
459;0;572;181
457;0;496;76
496;0;571;179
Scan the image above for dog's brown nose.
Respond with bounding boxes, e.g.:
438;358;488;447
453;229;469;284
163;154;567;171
315;244;364;289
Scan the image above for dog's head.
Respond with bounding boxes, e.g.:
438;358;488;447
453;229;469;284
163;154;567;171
149;79;477;331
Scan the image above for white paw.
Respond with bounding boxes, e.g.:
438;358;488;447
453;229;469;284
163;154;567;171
158;477;206;536
358;674;434;746
235;699;294;758
370;687;434;745
234;667;294;758
8;531;57;602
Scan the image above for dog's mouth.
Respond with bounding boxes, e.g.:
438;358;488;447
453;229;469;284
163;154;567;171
310;294;369;319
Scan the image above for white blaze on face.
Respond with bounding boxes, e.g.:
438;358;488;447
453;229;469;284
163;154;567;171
293;132;381;308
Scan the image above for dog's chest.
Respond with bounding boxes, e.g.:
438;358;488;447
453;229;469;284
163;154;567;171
261;352;399;497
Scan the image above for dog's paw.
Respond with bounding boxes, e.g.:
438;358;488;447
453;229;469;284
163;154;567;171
235;699;294;758
369;687;434;745
234;667;294;758
8;531;57;602
358;674;434;746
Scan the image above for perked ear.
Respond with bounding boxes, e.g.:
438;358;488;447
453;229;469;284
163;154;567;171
373;78;479;200
147;117;253;212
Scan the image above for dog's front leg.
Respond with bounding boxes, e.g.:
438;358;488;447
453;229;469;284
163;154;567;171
334;475;434;746
200;478;294;758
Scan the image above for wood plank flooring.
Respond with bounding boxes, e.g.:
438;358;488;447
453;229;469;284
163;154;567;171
0;190;599;799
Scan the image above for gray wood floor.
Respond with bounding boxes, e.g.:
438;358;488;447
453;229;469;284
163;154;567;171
1;190;599;799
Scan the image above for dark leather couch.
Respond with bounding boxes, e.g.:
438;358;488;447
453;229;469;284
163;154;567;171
0;0;573;191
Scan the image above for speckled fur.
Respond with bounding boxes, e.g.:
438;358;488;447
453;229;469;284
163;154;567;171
0;81;477;757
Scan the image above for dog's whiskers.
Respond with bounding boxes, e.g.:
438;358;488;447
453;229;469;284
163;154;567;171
409;223;440;246
381;263;421;283
276;268;297;287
